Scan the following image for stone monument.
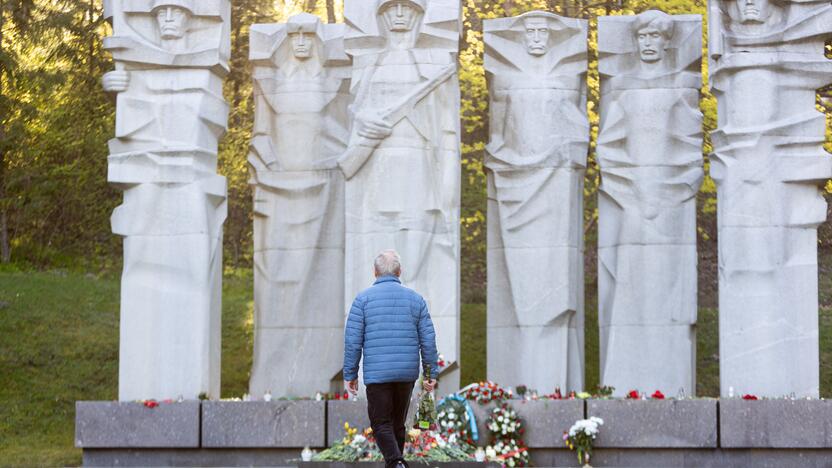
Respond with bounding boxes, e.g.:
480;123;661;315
709;0;832;397
102;0;230;401
483;11;589;393
247;14;352;397
596;11;704;397
340;0;462;391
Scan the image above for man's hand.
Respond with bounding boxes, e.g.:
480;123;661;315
355;112;393;140
102;70;130;93
345;379;359;396
422;379;437;393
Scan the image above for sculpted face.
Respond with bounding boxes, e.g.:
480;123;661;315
290;31;313;60
735;0;774;24
382;2;419;32
156;6;190;40
637;27;667;63
523;17;550;57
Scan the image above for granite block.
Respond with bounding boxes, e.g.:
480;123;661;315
326;399;418;446
514;400;585;447
720;399;832;448
202;401;325;448
468;401;496;446
81;448;832;467
588;399;717;448
299;464;500;468
75;401;200;448
532;448;832;467
83;448;300;467
469;400;584;448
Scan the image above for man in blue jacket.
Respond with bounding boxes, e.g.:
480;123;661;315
343;249;439;468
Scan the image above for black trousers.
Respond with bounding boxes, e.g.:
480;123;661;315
366;381;414;468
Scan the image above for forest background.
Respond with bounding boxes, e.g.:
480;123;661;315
2;0;832;290
0;0;831;464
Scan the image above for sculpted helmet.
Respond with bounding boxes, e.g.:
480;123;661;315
377;0;427;14
151;0;194;14
286;12;323;38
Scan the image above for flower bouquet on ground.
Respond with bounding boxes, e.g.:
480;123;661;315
563;416;604;467
404;428;474;462
313;423;382;462
484;402;529;467
415;367;437;430
486;438;529;467
486;403;524;440
436;397;476;447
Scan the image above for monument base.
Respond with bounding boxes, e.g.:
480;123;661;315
75;399;832;467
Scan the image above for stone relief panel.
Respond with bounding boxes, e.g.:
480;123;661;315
709;0;832;397
339;0;462;393
102;0;230;401
247;13;352;397
484;11;589;393
597;11;704;397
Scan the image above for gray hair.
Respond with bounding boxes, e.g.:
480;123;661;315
374;250;402;277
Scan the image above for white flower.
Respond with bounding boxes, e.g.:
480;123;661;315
486;447;497;459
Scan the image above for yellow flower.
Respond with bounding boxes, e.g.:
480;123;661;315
432;442;438;448
344;422;350;430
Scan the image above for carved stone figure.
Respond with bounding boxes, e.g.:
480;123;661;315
102;0;230;401
709;0;832;397
247;14;351;397
339;0;462;392
484;11;589;392
597;11;704;397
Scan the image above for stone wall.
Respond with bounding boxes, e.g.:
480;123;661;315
76;399;832;467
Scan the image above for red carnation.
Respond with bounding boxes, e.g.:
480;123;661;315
143;400;159;409
651;390;665;400
742;394;758;400
334;392;342;400
343;391;349;399
627;390;639;399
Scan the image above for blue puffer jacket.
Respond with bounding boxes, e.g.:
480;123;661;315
343;275;439;384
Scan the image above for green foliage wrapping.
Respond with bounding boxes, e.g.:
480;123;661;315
416;368;437;429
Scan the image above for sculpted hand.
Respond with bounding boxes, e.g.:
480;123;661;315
422;379;437;393
102;70;130;93
356;112;393;140
345;379;359;396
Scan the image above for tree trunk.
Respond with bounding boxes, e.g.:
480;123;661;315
88;0;95;76
230;4;244;128
0;2;10;263
325;0;335;23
